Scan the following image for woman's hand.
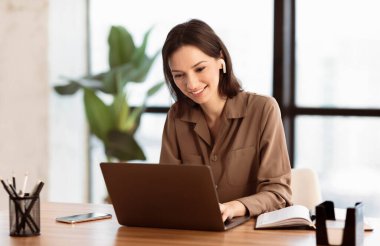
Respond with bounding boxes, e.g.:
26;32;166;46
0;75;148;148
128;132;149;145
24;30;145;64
219;201;247;222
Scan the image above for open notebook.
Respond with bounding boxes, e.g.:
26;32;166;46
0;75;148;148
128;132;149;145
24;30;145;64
255;204;373;231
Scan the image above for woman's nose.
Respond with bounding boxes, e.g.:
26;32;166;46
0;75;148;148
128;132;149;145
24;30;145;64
186;74;198;90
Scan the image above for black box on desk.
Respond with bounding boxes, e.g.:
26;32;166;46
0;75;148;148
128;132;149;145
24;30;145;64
316;201;363;246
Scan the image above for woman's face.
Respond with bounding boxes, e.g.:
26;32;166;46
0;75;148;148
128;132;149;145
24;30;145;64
169;45;223;105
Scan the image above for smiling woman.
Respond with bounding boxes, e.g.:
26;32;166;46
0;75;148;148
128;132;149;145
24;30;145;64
159;19;292;223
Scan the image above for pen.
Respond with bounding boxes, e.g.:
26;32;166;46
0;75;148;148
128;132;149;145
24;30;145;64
21;173;28;197
30;180;41;194
7;179;19;198
12;171;16;190
1;178;14;198
32;181;44;197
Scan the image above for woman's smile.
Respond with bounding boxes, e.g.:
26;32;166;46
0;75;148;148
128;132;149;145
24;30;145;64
189;85;207;96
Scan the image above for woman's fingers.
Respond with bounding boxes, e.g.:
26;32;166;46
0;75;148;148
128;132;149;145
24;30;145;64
219;203;233;222
219;203;226;213
222;213;229;222
220;201;248;222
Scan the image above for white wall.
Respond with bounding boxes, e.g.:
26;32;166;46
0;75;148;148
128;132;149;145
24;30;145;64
0;0;88;209
0;0;49;209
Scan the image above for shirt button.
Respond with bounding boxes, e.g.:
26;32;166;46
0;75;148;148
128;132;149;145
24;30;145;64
211;154;217;162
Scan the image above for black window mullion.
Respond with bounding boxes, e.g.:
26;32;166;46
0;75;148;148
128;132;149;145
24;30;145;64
295;108;380;117
137;107;169;114
273;0;296;167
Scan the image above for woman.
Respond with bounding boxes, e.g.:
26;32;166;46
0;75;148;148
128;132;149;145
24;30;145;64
160;19;292;222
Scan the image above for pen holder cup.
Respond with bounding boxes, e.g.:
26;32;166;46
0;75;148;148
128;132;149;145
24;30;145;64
9;196;40;237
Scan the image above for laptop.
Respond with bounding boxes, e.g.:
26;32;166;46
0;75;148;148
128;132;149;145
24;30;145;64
100;163;250;231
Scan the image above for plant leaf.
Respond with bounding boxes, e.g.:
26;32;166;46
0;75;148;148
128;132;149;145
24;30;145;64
54;81;81;95
110;91;129;131
108;26;135;68
125;105;145;134
147;81;164;97
83;89;114;141
105;130;146;161
127;51;160;84
95;63;135;94
123;81;164;134
130;27;153;67
55;76;105;94
97;56;157;93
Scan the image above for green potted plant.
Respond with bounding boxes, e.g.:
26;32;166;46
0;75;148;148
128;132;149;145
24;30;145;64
54;25;163;161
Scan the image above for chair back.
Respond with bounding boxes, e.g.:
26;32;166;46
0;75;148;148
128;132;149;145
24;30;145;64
291;168;322;211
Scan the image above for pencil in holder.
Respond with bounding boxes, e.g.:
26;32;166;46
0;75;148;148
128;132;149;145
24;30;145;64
9;196;40;237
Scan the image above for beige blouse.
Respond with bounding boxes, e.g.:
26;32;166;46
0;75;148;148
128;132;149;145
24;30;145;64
159;92;292;216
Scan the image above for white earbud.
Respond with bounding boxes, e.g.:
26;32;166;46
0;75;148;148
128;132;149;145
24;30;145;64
220;59;226;74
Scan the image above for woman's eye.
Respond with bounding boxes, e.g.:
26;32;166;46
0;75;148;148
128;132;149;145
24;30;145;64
195;67;205;73
173;74;183;79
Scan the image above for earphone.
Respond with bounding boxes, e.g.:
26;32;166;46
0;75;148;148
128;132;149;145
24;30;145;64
220;59;226;74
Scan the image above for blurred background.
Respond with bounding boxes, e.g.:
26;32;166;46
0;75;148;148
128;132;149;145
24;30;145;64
1;0;379;216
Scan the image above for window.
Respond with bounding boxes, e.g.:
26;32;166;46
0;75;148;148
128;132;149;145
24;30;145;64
296;0;380;108
293;0;380;216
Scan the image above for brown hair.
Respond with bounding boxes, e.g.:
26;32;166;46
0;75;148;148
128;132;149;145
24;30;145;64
162;19;242;116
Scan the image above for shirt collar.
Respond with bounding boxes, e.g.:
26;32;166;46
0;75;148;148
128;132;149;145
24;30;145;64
176;92;247;146
178;92;247;123
223;91;247;119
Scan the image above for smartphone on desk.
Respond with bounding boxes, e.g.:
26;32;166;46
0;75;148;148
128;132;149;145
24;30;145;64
56;212;112;224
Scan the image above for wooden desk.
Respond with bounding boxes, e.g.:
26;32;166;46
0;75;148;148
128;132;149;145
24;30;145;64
0;202;379;246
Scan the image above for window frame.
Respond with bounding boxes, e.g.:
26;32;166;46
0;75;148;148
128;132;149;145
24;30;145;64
273;0;380;166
